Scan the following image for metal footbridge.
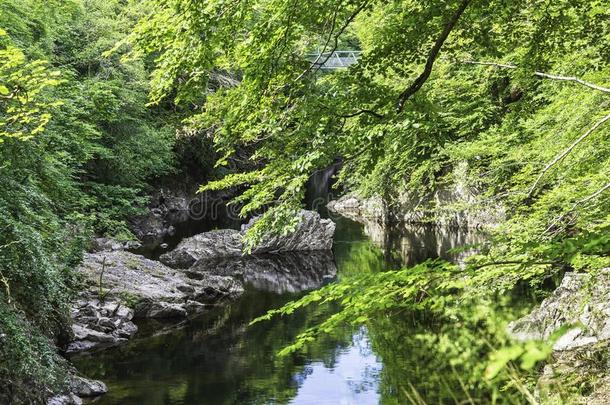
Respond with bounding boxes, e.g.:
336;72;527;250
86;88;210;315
307;50;362;70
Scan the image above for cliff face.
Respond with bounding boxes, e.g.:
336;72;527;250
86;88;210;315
328;162;504;230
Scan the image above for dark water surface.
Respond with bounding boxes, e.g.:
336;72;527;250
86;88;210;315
72;212;485;404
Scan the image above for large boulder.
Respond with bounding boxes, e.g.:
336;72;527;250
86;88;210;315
160;210;336;268
159;229;243;268
246;210;336;254
187;251;337;294
508;269;610;351
69;250;244;352
79;251;244;318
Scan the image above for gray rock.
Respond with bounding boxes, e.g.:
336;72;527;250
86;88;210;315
69;376;107;397
160;229;243;268
246;210;336;254
78;250;243;318
68;250;243;352
160;210;335;268
67;299;135;353
508;269;610;351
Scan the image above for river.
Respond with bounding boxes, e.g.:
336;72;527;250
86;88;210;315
72;167;538;404
72;210;496;404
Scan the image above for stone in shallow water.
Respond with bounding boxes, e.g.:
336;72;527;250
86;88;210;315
68;376;107;397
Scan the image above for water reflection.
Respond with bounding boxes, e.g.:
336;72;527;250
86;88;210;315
288;328;381;405
357;220;484;267
187;251;337;294
72;206;489;404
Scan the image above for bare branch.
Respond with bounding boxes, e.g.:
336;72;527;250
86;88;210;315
396;0;472;112
544;180;610;235
469;260;555;271
461;60;610;94
528;113;610;197
0;270;11;305
577;180;610;205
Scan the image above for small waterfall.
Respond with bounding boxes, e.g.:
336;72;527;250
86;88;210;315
305;161;342;211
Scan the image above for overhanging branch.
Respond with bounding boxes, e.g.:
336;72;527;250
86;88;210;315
396;0;472;112
461;60;610;94
528;112;610;197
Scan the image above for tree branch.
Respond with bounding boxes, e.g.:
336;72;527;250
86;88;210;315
396;0;472;112
577;180;610;205
460;60;610;94
528;113;610;197
337;108;384;119
470;260;555;271
544;180;610;235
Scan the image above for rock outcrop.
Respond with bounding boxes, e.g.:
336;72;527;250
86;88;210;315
46;376;107;405
79;250;244;318
187;251;338;294
68;250;243;352
160;210;336;268
508;270;610;352
159;229;244;268
247;210;336;254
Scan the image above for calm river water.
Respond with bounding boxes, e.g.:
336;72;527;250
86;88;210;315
71;208;490;404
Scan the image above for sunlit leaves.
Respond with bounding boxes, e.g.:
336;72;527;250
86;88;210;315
0;32;63;142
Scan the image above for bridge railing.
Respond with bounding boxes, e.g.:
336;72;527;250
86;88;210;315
306;50;362;70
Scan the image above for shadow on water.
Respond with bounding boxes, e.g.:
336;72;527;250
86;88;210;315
72;165;519;404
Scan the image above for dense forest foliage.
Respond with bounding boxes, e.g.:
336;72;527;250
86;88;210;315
0;0;217;400
1;0;610;402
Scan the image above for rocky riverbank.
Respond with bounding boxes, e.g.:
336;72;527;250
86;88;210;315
508;269;610;402
327;163;504;230
51;210;335;403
